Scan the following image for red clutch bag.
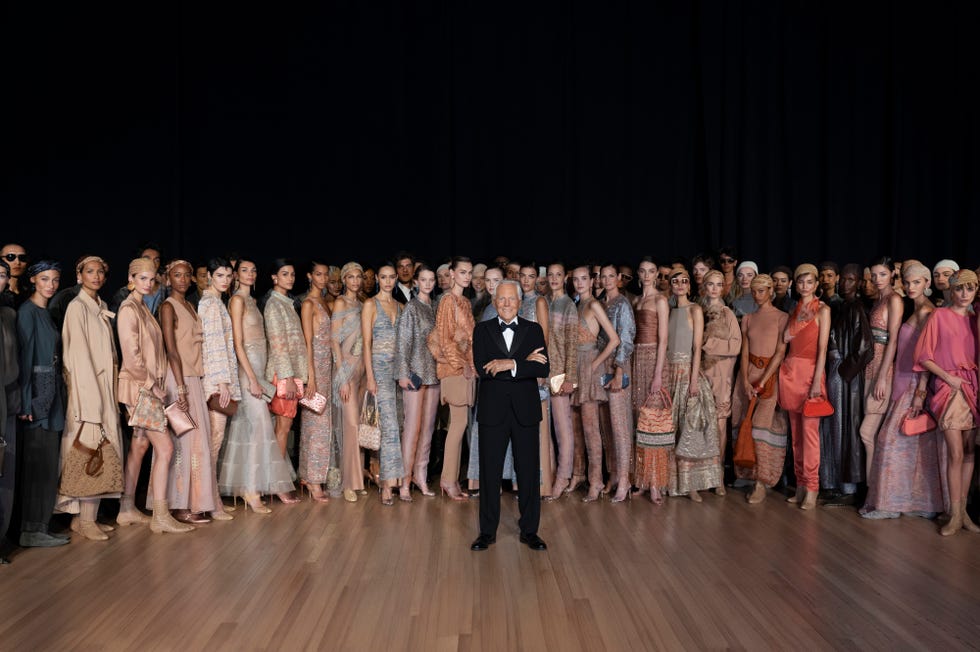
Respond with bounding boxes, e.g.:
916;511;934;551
802;396;834;418
901;411;936;436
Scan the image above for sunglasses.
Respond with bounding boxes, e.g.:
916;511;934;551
719;257;736;264
2;253;28;263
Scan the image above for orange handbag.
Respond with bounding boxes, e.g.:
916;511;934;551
802;396;834;418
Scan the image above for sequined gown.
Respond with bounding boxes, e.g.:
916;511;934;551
571;298;607;490
861;322;947;515
665;304;721;495
332;299;365;492
219;294;296;496
370;298;404;483
298;300;337;486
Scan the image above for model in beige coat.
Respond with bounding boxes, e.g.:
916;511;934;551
115;258;193;533
55;256;123;541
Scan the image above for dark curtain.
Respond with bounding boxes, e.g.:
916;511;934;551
3;1;977;286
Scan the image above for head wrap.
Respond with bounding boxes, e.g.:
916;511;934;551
751;274;773;290
26;260;61;279
128;257;157;277
902;263;930;282
736;261;759;275
933;259;959;274
75;255;108;275
670;268;690;281
340;261;363;281
473;263;488;276
166;259;192;275
951;269;978;288
794;263;818;281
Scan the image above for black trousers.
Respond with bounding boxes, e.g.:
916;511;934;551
20;426;61;534
0;414;16;542
478;405;540;537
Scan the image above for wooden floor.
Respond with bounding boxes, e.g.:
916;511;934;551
1;487;979;651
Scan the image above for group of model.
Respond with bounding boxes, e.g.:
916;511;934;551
0;241;976;564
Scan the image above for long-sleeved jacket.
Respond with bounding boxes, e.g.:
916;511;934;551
17;300;66;431
116;292;167;408
199;290;242;400
433;292;474;379
600;294;636;370
394;296;437;386
548;294;579;385
264;290;308;383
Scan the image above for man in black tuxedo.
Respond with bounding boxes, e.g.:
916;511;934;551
393;251;415;304
470;280;550;551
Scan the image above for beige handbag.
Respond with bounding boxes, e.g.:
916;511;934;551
59;423;123;497
164;401;197;437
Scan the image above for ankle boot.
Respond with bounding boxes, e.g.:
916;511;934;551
78;502;109;541
116;494;150;526
71;516;114;534
150;500;195;534
941;502;963;536
800;490;818;510
961;503;980;533
747;482;767;504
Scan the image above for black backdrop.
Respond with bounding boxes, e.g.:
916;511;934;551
3;1;978;289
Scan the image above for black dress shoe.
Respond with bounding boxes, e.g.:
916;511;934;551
19;531;70;548
519;533;547;551
823;493;856;508
470;534;496;551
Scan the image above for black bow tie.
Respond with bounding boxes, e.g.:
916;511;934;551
499;321;517;332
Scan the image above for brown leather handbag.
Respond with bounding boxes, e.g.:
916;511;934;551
59;423;123;497
207;393;239;417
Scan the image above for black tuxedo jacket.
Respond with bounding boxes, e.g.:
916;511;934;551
472;317;550;427
393;284;413;304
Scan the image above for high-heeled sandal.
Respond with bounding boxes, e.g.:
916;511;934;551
689;490;703;503
440;483;469;501
274;491;302;505
610;485;632;503
398;485;413;502
380;486;395;506
239;493;272;514
300;480;330;503
343;489;358;503
412;477;436;497
566;475;585;494
547;478;570;500
582;485;602;503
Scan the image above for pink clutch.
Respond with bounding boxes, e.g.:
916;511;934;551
901;410;936;436
299;392;328;415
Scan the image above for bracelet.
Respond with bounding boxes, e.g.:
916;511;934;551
914;389;927;400
177;385;188;395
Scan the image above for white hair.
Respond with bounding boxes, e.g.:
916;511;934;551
494;279;523;300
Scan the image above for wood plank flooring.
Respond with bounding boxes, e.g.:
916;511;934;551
1;488;979;651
